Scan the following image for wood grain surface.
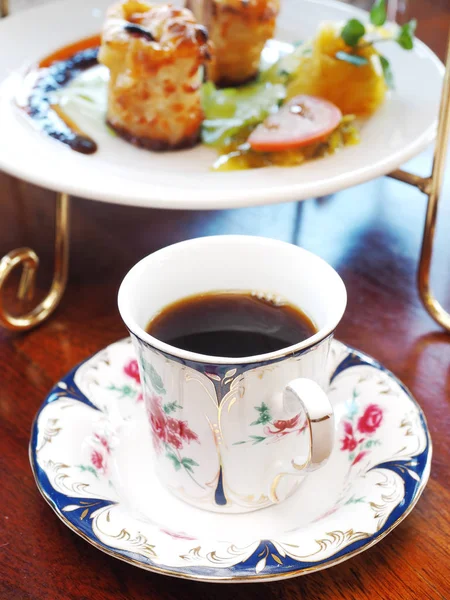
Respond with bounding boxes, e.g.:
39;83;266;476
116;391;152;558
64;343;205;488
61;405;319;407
1;1;450;598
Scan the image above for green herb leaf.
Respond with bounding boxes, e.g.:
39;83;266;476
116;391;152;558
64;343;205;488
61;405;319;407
396;19;416;50
341;19;366;47
380;55;394;88
335;51;369;66
370;0;387;26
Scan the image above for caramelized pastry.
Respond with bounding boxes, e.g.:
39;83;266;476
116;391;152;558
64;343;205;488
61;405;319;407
99;1;212;150
187;0;279;86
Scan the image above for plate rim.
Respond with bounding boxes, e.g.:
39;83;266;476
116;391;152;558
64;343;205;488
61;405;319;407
0;0;445;209
28;338;432;583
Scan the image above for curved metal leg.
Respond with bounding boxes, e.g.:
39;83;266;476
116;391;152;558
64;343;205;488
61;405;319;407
417;37;450;330
0;0;9;18
388;33;450;332
0;3;71;332
0;192;70;331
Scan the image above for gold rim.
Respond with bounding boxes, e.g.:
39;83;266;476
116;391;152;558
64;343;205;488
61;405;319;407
29;436;431;583
28;342;433;583
28;447;431;583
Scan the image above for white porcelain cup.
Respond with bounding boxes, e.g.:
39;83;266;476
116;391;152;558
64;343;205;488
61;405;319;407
118;236;347;513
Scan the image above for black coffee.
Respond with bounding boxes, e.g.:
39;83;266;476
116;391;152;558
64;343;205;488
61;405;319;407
146;291;317;358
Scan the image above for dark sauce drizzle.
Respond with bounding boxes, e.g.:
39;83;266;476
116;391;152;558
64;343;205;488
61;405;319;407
23;45;100;154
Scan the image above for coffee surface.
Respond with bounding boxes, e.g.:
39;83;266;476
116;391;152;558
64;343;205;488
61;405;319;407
146;291;317;357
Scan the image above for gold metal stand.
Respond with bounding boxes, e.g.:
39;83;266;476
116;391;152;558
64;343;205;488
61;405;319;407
0;192;70;330
387;35;450;331
0;0;8;19
0;1;448;331
0;0;71;332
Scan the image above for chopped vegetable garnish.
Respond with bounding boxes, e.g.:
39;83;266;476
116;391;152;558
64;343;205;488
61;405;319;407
201;80;285;146
248;95;342;152
336;0;417;88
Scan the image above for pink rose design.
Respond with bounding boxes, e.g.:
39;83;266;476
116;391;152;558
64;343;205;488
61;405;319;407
167;430;183;449
341;421;362;452
357;404;383;435
147;394;168;451
313;504;340;522
264;414;301;436
168;418;199;444
272;415;300;432
94;433;110;454
146;394;199;453
160;528;197;541
124;359;141;384
91;450;104;471
352;450;369;466
178;420;199;443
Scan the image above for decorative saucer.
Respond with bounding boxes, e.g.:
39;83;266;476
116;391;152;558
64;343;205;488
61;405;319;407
30;338;431;583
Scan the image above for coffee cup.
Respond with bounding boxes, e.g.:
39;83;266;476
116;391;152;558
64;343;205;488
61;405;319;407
118;235;347;513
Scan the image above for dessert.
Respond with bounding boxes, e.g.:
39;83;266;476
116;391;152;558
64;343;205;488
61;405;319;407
187;0;280;86
98;0;213;150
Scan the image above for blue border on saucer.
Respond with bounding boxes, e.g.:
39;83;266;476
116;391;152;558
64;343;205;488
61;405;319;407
29;342;431;581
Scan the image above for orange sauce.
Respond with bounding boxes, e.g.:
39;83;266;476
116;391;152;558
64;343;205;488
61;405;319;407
39;34;101;68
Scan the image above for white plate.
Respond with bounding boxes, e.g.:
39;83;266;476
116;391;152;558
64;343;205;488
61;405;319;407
30;338;431;582
0;0;444;209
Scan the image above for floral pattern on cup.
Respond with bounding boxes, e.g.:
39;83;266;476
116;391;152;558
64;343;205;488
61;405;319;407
145;390;202;487
234;402;307;446
107;358;143;402
340;389;383;466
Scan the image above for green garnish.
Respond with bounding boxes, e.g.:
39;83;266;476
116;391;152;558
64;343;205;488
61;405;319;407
201;80;285;146
379;55;394;89
396;19;417;50
369;0;387;27
336;0;417;88
341;19;366;47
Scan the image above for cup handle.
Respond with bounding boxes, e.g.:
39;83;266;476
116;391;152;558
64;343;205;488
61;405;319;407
269;379;334;503
283;378;335;473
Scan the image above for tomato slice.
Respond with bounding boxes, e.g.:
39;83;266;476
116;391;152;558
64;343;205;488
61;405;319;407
248;95;342;152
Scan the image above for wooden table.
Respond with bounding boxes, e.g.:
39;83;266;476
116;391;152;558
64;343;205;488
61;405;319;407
1;1;450;598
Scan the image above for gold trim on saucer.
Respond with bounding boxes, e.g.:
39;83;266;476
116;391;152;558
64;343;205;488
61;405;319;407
28;340;433;584
28;437;431;583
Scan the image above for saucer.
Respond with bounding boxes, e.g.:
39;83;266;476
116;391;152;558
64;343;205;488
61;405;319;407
30;338;431;583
